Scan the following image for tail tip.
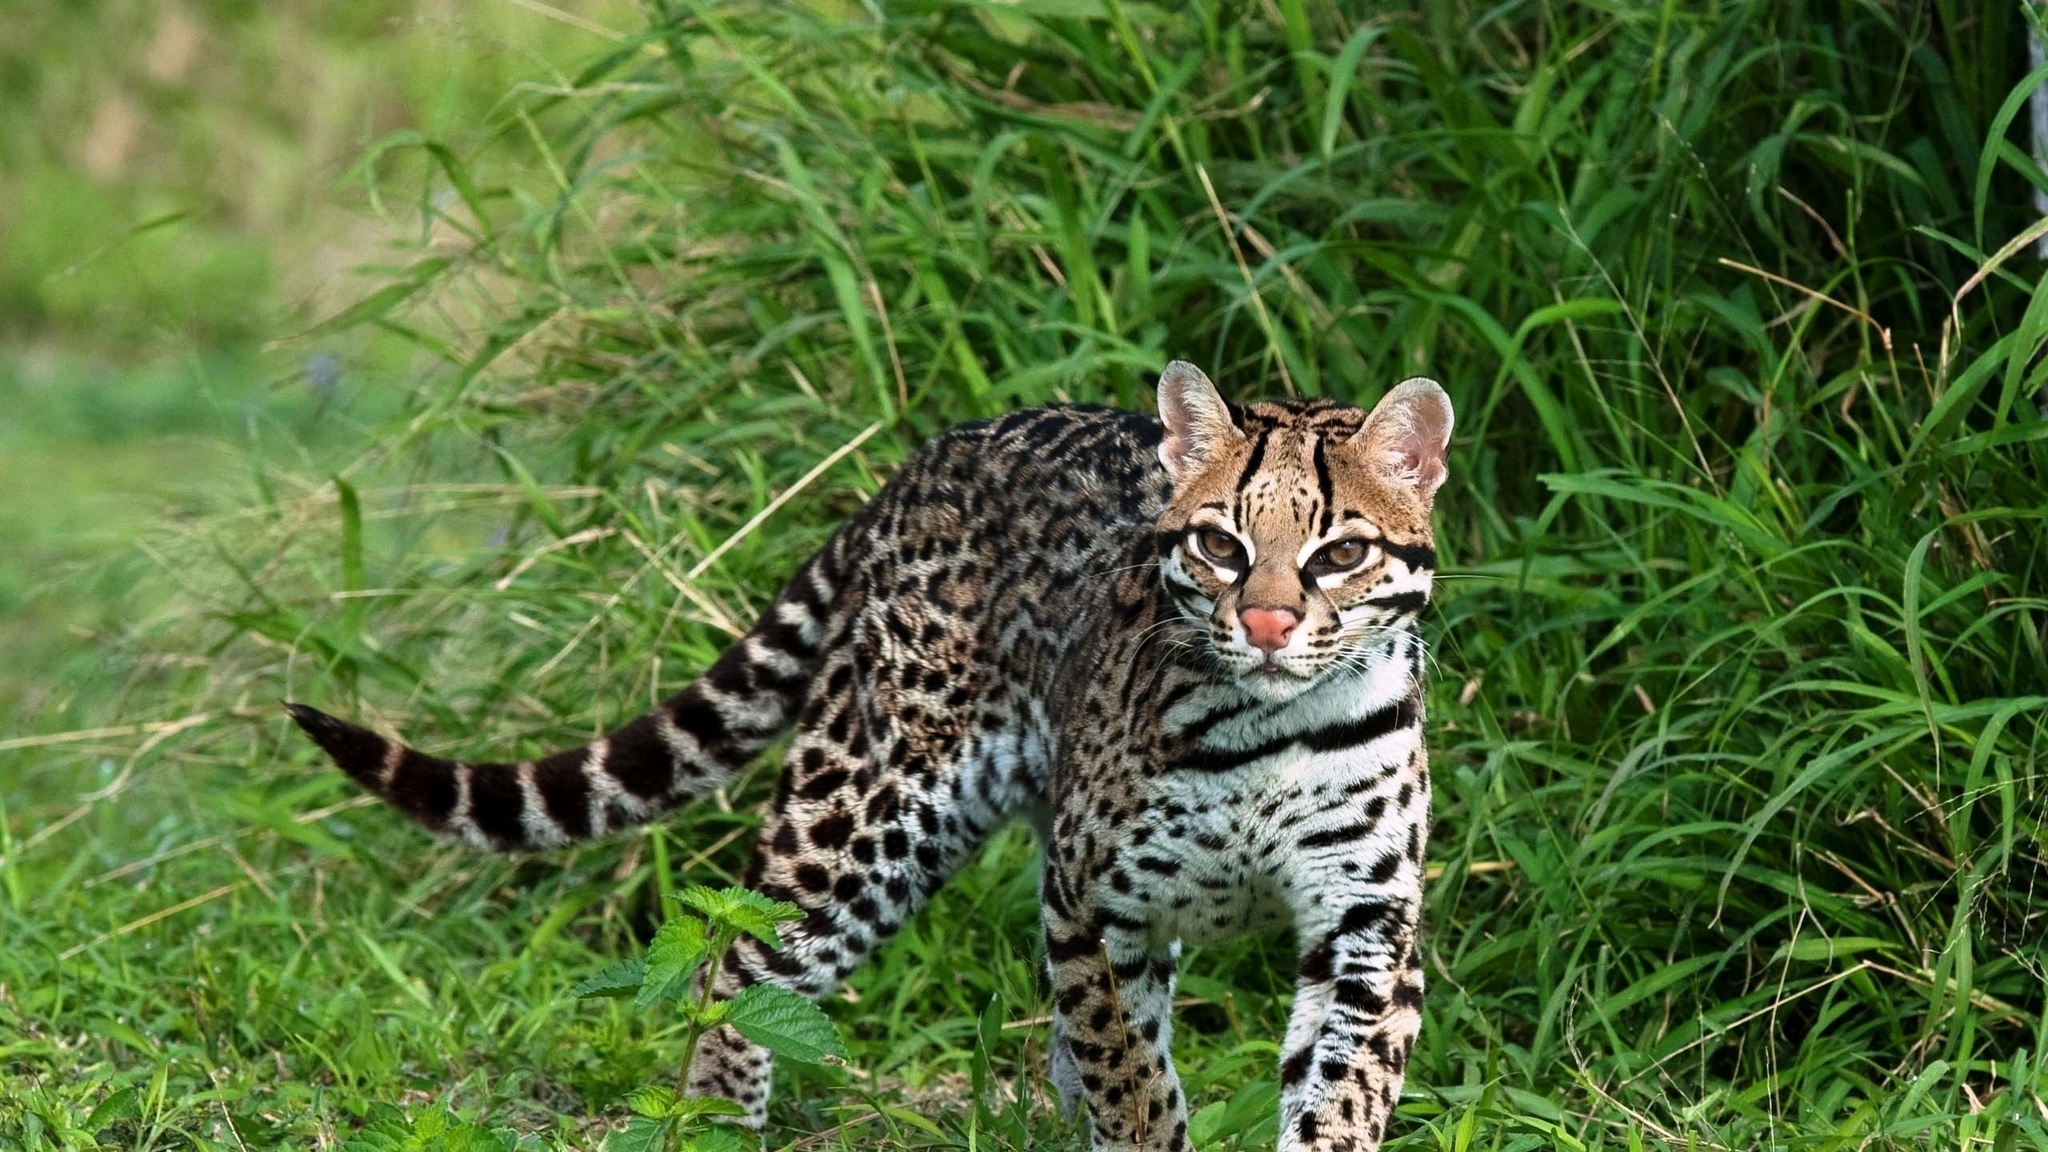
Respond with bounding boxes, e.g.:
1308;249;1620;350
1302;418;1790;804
282;700;389;776
283;700;338;736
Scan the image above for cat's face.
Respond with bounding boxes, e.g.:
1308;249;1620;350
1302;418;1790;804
1153;363;1451;702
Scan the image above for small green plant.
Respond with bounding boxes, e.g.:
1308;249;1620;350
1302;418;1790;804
573;886;848;1152
339;1104;520;1152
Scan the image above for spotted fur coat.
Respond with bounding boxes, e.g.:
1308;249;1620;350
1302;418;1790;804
288;361;1453;1151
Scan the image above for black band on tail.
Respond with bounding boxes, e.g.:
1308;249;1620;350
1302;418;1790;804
283;554;839;851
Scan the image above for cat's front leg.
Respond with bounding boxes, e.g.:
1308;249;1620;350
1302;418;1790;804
1274;889;1424;1152
1042;888;1188;1151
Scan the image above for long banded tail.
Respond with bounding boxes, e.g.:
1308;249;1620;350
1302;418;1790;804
286;556;838;851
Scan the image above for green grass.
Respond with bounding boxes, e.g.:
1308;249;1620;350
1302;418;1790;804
0;0;641;347
0;0;643;716
5;0;2048;1148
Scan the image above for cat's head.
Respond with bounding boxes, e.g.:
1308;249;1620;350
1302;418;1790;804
1153;361;1451;702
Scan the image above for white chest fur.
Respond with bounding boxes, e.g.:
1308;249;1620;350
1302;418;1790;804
1107;634;1428;946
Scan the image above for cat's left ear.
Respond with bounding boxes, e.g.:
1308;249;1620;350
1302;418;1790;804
1157;360;1244;479
1347;378;1454;501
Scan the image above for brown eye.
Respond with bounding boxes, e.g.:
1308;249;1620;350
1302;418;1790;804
1315;539;1370;571
1193;528;1245;567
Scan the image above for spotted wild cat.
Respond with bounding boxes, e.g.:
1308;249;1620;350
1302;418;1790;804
287;361;1452;1152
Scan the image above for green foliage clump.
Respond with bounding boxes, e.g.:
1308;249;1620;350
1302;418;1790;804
340;1104;523;1152
572;885;842;1152
2;1;2045;1149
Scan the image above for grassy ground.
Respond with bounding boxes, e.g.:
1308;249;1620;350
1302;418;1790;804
4;0;2048;1148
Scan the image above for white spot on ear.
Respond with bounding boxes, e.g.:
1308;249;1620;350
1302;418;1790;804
1157;360;1245;478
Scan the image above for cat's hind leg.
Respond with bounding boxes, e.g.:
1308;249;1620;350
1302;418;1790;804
684;647;1021;1123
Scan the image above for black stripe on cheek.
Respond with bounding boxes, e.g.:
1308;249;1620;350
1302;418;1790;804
1162;565;1206;594
605;713;677;799
1363;590;1430;616
466;765;529;846
1380;539;1436;571
387;748;458;829
534;749;593;839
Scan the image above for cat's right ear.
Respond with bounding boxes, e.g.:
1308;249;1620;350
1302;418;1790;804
1157;361;1243;479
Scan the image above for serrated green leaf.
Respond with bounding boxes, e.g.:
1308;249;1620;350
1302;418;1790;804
623;1085;680;1119
639;915;709;1011
605;1115;671;1152
362;1103;410;1126
723;985;845;1064
573;958;648;1000
681;1125;754;1152
650;915;712;962
340;1105;512;1152
673;886;803;949
675;1097;750;1121
341;1104;412;1152
441;1123;518;1152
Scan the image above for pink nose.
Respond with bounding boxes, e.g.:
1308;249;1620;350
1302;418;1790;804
1240;607;1300;654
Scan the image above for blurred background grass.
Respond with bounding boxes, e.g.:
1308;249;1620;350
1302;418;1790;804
0;0;638;718
3;1;2046;1149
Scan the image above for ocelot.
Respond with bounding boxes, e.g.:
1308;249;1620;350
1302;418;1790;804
287;361;1452;1152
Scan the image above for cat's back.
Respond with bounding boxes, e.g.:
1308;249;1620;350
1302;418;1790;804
903;403;1164;508
820;402;1169;702
870;403;1168;560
